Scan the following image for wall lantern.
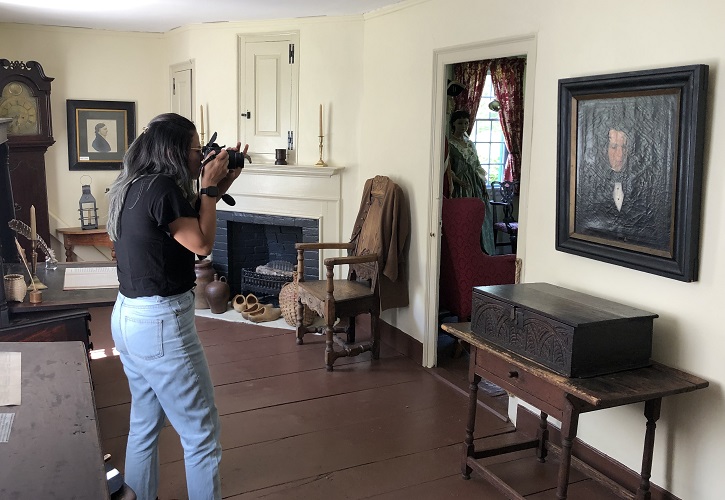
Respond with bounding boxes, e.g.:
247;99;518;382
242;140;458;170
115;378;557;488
78;175;99;230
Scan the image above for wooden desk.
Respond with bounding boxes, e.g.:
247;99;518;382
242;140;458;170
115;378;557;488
441;322;708;500
0;342;109;498
56;225;115;262
1;262;118;348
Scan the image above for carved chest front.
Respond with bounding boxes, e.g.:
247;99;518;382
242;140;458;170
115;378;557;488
471;283;657;378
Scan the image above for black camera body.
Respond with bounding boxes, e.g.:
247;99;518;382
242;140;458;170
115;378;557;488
202;132;245;170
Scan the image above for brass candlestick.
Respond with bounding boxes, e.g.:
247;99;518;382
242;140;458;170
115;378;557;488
30;239;48;290
315;134;327;167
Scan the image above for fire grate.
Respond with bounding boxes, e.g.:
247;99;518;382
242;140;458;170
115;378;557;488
240;267;293;296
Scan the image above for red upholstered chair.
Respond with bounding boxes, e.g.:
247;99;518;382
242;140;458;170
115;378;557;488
439;197;518;321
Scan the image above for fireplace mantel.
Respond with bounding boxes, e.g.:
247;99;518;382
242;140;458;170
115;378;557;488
221;164;344;252
242;164;344;179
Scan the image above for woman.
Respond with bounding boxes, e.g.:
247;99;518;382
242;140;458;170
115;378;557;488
106;113;243;500
447;109;496;255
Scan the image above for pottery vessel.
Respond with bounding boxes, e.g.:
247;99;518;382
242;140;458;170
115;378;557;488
205;274;230;314
194;259;216;309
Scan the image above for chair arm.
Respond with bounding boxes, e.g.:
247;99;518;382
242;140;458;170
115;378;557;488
324;253;378;267
296;242;355;251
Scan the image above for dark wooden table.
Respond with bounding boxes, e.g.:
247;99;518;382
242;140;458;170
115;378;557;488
7;261;118;313
441;322;709;500
1;262;118;347
0;341;109;498
56;225;115;262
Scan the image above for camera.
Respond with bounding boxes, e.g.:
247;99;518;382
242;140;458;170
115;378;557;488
202;132;246;170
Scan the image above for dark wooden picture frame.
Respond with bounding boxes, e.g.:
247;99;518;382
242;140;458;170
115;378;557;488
556;65;708;282
66;100;135;170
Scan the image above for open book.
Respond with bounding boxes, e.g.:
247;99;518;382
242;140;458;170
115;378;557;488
63;266;119;290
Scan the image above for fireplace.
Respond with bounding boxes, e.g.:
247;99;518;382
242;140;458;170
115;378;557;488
212;211;319;295
209;164;344;296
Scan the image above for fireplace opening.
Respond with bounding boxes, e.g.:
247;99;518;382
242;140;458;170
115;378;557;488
212;211;319;296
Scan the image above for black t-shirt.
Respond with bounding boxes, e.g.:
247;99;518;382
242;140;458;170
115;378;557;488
114;175;198;298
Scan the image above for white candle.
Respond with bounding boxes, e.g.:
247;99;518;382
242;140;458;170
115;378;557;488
200;105;204;136
319;104;323;136
30;205;36;241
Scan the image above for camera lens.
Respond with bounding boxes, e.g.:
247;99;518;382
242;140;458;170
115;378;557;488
228;150;245;170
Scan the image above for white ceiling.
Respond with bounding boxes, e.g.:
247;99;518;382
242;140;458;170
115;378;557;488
0;0;405;33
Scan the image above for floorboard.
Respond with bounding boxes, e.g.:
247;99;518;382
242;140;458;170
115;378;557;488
88;306;625;499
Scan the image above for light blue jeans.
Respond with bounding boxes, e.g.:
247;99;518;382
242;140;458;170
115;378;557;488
111;290;221;500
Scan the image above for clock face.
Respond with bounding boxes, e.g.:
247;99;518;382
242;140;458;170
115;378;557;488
0;82;40;135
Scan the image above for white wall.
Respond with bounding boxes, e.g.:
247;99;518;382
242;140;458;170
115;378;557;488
0;24;166;240
2;0;724;496
162;18;365;237
362;1;724;498
0;17;365;256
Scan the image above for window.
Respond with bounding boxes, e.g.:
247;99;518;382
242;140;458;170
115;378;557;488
469;73;507;183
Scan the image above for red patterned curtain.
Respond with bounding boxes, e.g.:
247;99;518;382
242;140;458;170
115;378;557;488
453;60;491;135
490;58;526;181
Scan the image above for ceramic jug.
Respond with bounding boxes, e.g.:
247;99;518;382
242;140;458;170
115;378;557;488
194;259;215;309
205;274;230;314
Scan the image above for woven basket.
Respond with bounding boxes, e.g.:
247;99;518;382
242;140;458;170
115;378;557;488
4;274;27;302
279;272;316;327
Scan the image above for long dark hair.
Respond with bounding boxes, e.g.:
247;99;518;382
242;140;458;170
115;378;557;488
106;113;196;241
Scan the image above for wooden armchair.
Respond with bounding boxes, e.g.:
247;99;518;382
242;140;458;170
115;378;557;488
295;176;409;371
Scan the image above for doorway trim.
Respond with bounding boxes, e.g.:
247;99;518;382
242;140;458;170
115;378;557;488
170;59;195;120
424;34;538;368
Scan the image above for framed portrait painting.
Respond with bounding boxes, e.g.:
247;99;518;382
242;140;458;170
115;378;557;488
555;65;708;282
66;99;135;170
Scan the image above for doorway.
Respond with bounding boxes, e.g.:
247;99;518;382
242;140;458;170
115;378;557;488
170;60;194;120
424;35;537;372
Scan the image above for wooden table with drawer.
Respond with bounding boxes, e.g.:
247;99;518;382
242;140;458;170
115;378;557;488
441;322;708;500
56;225;115;262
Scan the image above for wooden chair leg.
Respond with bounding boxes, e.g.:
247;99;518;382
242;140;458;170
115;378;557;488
345;316;356;344
371;313;380;359
324;318;336;371
295;296;306;345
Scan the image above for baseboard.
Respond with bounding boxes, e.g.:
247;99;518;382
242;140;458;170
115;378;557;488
352;314;424;363
516;406;681;500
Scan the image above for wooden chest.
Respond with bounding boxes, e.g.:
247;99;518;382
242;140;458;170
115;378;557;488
471;283;657;378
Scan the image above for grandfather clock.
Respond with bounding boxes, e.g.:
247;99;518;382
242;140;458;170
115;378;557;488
0;59;54;250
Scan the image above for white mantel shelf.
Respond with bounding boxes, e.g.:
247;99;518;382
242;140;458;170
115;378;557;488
222;163;344;249
242;164;344;178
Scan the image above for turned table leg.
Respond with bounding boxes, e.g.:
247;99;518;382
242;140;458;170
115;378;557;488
537;411;549;462
462;347;480;479
636;398;662;500
64;242;75;262
556;401;579;500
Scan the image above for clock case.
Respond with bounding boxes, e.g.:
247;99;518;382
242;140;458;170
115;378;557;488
0;60;54;146
0;59;55;251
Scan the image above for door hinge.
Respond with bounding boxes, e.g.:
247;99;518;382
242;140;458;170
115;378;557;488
172;78;176;95
289;43;295;64
287;131;294;150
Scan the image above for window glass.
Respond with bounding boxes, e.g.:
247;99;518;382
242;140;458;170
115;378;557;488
472;74;508;183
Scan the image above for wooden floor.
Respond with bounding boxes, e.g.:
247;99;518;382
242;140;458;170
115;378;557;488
88;306;622;499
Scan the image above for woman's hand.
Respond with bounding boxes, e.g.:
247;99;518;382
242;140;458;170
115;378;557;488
218;142;248;196
200;148;230;188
